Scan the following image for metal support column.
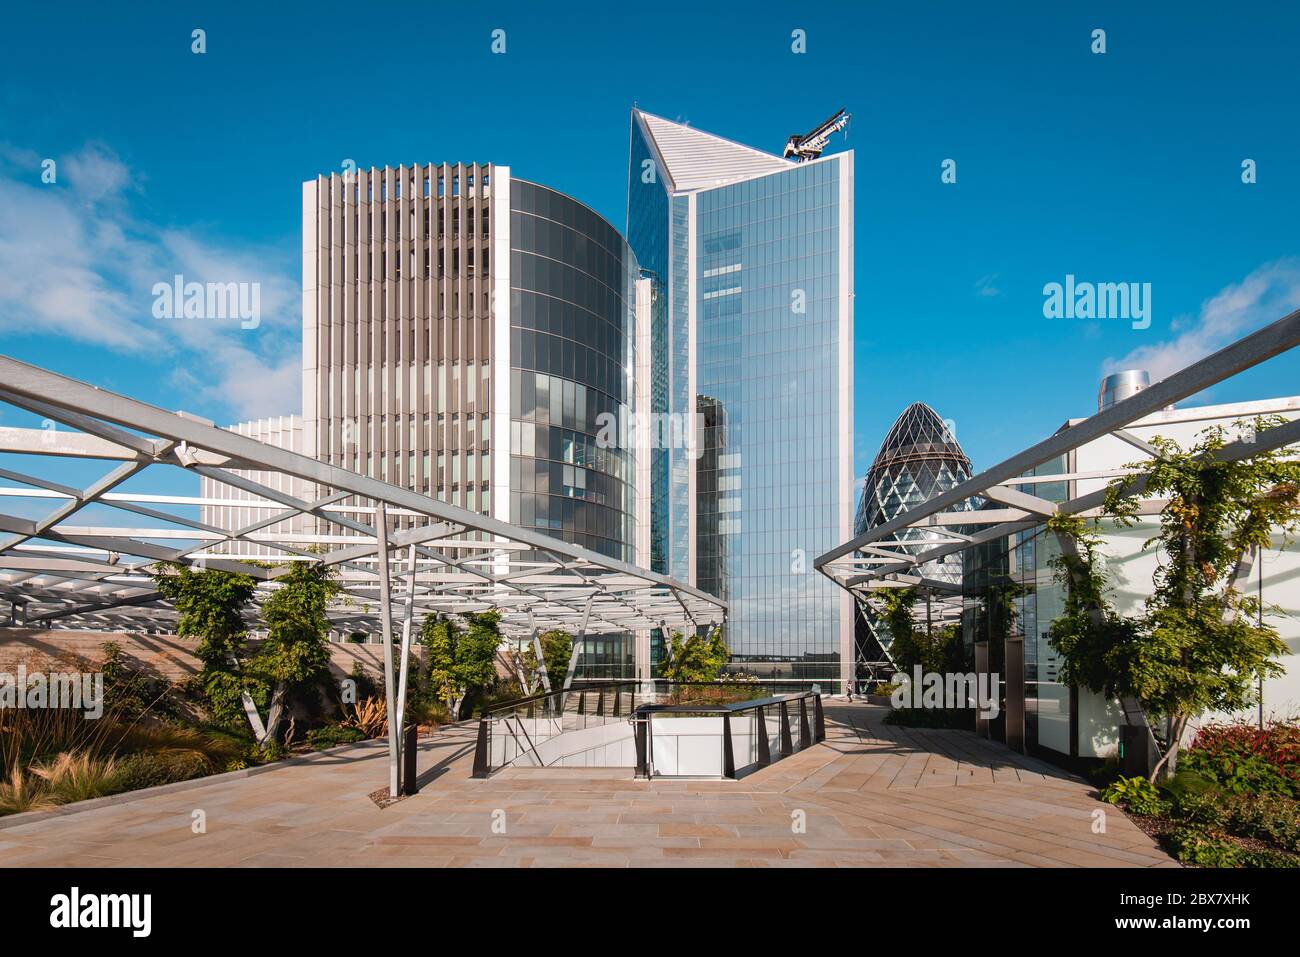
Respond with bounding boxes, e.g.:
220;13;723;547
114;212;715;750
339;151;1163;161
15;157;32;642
634;716;649;778
527;609;552;694
1005;635;1025;753
778;701;793;756
755;706;771;767
402;723;418;795
562;594;594;692
472;717;490;778
375;503;400;798
974;641;990;739
798;697;812;750
722;712;736;779
394;544;417;740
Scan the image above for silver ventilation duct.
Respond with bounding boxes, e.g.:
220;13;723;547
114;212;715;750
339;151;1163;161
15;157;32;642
1098;369;1150;412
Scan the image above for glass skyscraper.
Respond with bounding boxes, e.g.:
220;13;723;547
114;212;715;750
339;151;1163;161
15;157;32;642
626;111;855;690
853;403;973;668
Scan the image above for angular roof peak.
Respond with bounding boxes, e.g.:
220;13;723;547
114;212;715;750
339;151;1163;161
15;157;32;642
633;109;795;193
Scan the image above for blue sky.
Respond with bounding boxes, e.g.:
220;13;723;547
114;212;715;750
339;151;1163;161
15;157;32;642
2;0;1298;485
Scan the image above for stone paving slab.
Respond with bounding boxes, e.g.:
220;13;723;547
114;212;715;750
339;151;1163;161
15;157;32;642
0;703;1176;868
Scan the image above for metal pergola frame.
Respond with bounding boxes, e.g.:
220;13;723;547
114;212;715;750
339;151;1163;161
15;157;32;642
817;308;1300;758
0;354;726;795
817;308;1300;595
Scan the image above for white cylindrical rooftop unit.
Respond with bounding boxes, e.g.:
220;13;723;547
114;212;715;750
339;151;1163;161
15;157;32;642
1098;369;1150;412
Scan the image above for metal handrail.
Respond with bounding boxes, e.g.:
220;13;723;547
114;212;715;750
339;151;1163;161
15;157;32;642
505;714;543;768
479;679;640;719
633;690;827;780
471;680;819;778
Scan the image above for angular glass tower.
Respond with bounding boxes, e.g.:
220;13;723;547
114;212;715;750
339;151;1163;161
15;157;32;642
853;403;972;665
627;110;855;690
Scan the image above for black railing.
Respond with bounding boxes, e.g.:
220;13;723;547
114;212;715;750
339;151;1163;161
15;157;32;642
472;680;641;777
470;680;802;778
631;690;826;780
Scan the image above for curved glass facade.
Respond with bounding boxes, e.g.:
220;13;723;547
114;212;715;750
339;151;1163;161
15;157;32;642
507;180;640;562
854;403;972;665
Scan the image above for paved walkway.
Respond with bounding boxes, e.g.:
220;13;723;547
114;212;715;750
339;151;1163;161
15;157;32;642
0;703;1177;867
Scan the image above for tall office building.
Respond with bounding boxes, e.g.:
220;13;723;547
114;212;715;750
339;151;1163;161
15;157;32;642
626;111;855;690
205;164;649;677
198;415;310;557
299;163;646;569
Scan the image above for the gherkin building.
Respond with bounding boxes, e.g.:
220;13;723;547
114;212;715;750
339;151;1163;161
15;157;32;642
853;403;973;672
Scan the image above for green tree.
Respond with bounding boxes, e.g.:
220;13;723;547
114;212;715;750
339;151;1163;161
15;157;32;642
247;561;339;744
660;627;729;683
869;588;968;676
152;563;261;733
514;629;573;692
419;611;502;719
1049;418;1300;781
539;629;573;687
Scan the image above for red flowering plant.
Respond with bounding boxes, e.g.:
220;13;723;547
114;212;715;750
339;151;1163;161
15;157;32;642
1181;719;1300;797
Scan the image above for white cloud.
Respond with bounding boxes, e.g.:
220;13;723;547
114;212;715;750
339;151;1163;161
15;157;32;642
62;142;134;203
974;273;1001;298
0;142;301;422
1104;259;1300;382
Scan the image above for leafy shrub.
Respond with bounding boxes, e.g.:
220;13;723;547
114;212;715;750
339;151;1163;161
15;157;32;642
347;661;380;702
1167;826;1300;868
1168;827;1249;867
1222;793;1300;853
306;725;365;751
1172;790;1228;828
405;698;451;728
1087;758;1123;789
1101;775;1171;816
99;642;183;722
1182;720;1300;797
1161;768;1220;801
112;751;210;791
660;628;729;683
255;741;287;763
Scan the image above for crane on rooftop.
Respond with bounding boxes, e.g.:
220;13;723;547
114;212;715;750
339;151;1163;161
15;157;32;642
783;108;851;162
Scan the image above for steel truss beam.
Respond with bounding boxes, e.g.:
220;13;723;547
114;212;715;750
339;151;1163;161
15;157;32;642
0;355;726;639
